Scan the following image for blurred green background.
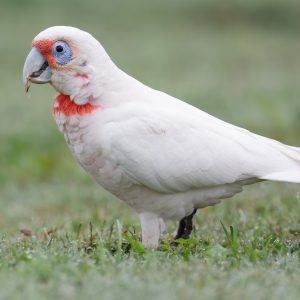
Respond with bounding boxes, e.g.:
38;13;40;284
1;0;300;236
0;1;300;299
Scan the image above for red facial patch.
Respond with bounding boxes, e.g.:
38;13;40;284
32;39;55;55
32;39;56;66
52;94;100;117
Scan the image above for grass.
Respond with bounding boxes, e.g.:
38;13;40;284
0;0;300;299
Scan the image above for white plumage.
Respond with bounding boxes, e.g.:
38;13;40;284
23;26;300;248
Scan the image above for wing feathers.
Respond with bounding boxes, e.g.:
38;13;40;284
105;92;300;193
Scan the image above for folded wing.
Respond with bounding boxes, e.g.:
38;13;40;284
106;92;300;193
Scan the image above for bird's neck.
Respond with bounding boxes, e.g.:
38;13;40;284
52;93;100;117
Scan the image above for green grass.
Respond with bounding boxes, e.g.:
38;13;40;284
0;0;300;299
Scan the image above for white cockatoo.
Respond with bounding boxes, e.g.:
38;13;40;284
23;26;300;248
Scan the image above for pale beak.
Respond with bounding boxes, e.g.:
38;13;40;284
23;47;52;92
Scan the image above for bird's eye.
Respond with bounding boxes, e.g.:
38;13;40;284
56;45;64;53
52;41;72;65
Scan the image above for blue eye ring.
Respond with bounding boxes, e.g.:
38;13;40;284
52;41;72;65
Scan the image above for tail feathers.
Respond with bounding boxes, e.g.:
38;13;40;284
261;170;300;183
256;135;300;183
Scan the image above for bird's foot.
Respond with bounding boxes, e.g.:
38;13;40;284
174;209;197;240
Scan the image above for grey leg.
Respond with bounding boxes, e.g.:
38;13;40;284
175;209;197;240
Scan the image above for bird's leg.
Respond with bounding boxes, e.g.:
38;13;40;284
175;209;197;240
139;212;160;249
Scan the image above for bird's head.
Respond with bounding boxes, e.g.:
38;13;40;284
23;26;116;106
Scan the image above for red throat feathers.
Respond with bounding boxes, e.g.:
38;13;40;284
52;94;99;116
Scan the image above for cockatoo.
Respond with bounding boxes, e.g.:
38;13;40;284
23;26;300;248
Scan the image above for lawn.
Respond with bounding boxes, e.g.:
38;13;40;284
0;0;300;299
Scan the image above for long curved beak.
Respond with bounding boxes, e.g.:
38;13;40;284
23;47;52;92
